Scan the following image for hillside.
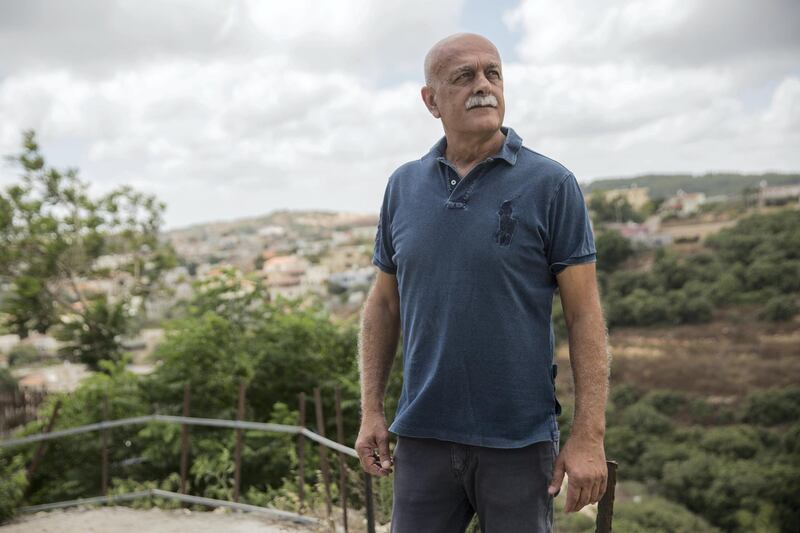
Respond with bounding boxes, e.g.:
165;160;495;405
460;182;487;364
583;172;800;199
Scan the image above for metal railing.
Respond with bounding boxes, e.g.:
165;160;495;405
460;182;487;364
1;385;377;533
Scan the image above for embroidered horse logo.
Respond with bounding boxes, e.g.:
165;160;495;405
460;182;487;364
495;200;517;246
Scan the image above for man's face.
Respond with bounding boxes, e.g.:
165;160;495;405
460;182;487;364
423;36;505;137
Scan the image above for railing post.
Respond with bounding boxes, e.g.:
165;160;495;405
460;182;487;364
27;399;62;483
363;472;376;533
298;391;306;514
314;386;335;530
101;393;110;496
595;461;618;533
233;379;247;503
179;383;191;494
334;385;349;532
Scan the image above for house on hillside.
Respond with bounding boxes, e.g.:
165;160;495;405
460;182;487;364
758;183;800;207
603;222;673;247
601;186;651;210
659;189;706;217
261;255;310;299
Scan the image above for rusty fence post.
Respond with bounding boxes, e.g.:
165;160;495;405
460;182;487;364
179;383;191;494
298;391;306;513
101;393;110;496
26;399;62;483
334;385;349;532
595;460;618;533
314;386;335;530
363;472;376;533
233;379;247;503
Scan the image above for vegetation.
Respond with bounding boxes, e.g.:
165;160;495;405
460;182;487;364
0;131;178;369
0;134;797;531
588;191;644;223
584;172;800;200
599;209;800;328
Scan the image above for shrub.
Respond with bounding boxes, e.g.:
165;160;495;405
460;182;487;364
698;426;762;459
758;295;798;322
622;403;674;435
610;383;642;410
740;387;800;426
7;343;41;367
613;496;721;533
641;390;689;416
0;368;17;391
0;454;28;524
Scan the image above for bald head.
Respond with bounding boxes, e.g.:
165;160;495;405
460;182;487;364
424;33;501;86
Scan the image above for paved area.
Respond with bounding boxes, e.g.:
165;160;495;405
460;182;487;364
0;506;321;533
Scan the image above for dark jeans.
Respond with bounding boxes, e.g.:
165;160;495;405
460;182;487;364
390;435;557;533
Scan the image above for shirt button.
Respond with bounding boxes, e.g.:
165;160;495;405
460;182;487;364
450;179;457;185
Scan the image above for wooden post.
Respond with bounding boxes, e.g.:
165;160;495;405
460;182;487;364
27;399;61;483
179;383;191;494
0;390;7;435
364;472;376;533
334;385;349;532
101;394;110;496
297;391;306;514
313;386;334;528
595;461;618;533
233;379;247;503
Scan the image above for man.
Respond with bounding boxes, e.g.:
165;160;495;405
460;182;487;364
356;33;609;532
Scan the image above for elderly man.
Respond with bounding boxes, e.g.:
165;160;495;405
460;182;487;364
356;33;609;532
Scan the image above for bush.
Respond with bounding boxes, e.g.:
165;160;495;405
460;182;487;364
740;387;800;426
610;383;642;410
613;496;721;533
7;343;42;367
622;403;674;435
698;426;762;459
0;368;17;391
596;230;634;273
0;454;28;524
641;390;689;416
758;295;798;322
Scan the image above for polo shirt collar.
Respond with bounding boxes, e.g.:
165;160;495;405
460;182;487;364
430;126;523;166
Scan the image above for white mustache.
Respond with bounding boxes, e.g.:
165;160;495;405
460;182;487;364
465;94;498;109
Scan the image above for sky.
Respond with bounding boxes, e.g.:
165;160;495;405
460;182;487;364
0;0;798;230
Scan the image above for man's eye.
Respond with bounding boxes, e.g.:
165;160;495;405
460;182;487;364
488;70;501;79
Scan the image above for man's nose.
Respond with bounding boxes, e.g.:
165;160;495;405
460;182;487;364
472;71;492;94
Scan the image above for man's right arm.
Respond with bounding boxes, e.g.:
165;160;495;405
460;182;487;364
355;270;401;477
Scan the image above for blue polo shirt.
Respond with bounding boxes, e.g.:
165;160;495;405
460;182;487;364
372;126;596;448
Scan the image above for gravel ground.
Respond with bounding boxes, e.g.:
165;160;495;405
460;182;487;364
0;506;324;533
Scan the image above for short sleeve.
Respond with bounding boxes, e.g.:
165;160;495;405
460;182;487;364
547;173;596;275
372;178;397;275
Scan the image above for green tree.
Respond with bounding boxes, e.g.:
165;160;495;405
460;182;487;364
0;131;177;369
595;229;634;273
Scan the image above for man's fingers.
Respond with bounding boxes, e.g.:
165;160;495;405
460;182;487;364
378;436;393;471
548;455;565;496
588;480;601;506
565;482;581;513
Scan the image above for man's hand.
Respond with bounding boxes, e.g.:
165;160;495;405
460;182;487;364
355;413;394;477
548;434;607;513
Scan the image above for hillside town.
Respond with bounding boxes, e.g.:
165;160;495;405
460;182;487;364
2;178;799;397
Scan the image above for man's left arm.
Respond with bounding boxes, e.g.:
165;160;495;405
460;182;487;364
547;261;610;513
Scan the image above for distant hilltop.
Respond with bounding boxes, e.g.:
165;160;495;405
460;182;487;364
165;209;377;238
583;172;800;200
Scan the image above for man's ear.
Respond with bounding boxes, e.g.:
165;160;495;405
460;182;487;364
421;86;441;119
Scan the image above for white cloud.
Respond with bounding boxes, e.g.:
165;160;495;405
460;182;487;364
501;0;800;180
0;0;797;228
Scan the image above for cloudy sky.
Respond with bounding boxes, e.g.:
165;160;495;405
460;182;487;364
1;0;798;229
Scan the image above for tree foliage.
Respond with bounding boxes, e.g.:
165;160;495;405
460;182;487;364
0;131;177;369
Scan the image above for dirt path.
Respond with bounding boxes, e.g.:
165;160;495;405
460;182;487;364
0;507;322;533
